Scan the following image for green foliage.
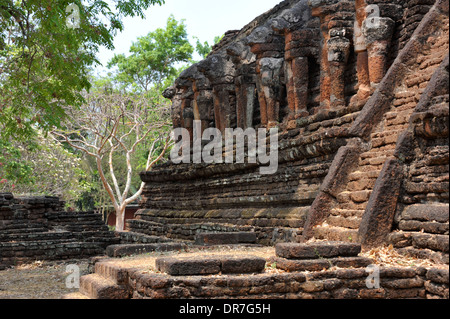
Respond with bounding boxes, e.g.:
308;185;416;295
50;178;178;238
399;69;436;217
194;34;224;59
0;140;34;188
108;15;194;94
0;0;164;140
0;133;91;206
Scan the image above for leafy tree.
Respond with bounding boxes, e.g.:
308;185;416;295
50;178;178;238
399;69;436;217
194;34;224;59
52;90;173;231
107;15;193;93
0;133;91;206
0;0;164;140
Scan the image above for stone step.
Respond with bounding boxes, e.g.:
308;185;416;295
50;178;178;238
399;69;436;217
155;255;266;276
0;231;74;243
330;209;365;218
194;232;257;246
94;261;130;285
359;155;390;167
0;227;49;235
62;292;91;299
275;242;361;260
312;226;359;243
65;223;109;232
80;273;130;299
346;178;377;192
327;216;362;230
348;170;380;181
105;242;188;258
360;149;395;160
81;236;121;248
0;241;105;267
389;231;449;253
275;256;373;272
337;190;372;205
115;231;173;244
398;220;449;234
401;204;449;223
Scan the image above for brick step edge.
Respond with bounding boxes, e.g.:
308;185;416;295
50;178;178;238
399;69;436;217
155;255;266;276
275;242;362;260
106;242;188;258
274;256;373;272
79;273;131;299
194;232;257;246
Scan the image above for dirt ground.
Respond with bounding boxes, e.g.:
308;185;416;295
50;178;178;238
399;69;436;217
0;259;91;299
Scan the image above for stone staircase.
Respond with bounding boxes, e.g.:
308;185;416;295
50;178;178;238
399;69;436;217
312;126;402;242
0;193;119;268
389;203;449;264
311;11;449;243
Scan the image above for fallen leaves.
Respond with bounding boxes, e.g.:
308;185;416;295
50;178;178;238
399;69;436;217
361;245;437;268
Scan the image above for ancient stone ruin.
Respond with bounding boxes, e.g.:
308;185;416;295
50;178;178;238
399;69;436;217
132;0;449;256
0;193;120;269
2;0;448;300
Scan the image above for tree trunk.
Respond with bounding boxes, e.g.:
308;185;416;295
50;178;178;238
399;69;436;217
115;206;126;232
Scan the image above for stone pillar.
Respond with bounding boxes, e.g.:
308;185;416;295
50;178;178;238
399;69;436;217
181;92;194;143
191;70;214;137
310;0;354;110
271;0;318;121
213;84;235;133
353;0;371;101
193;89;213;135
362;15;395;87
227;41;258;130
284;27;319;119
287;56;309;118
197;54;237;134
310;3;334;110
248;25;286;128
235;75;257;129
327;30;351;108
256;57;284;128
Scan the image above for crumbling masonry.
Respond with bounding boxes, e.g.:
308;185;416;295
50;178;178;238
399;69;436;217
133;0;449;260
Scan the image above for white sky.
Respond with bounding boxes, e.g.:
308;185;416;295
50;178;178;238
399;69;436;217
95;0;282;75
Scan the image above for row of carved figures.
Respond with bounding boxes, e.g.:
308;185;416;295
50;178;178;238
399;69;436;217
163;0;400;140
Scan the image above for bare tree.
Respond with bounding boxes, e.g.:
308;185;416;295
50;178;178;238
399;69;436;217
52;91;172;231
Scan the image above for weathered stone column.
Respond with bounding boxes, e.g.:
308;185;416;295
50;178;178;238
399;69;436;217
197;54;237;134
212;84;236;133
288;56;309;118
256;57;285;128
310;1;336;110
327;30;351;108
284;28;319;119
353;0;371;102
227;41;258;130
248;25;285;128
181;93;194;143
193;88;214;134
362;15;395;87
310;0;355;110
235;75;257;129
272;0;318;120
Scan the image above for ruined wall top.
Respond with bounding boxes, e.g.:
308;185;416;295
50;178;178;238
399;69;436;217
165;0;411;137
